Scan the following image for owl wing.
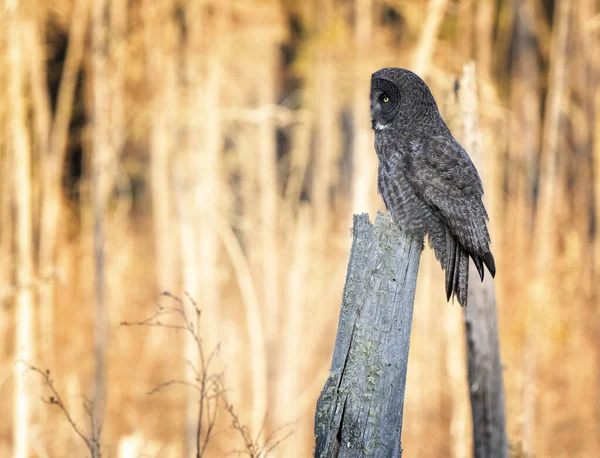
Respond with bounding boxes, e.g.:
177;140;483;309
400;134;495;276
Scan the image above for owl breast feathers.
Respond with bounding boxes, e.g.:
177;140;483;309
370;67;495;307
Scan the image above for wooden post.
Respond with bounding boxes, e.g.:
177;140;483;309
314;213;421;458
459;62;508;458
463;269;507;458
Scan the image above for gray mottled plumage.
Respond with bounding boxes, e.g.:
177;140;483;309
370;67;495;306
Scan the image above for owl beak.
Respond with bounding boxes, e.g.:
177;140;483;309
370;103;382;131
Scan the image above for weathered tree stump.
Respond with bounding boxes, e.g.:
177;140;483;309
459;62;508;458
314;213;421;458
464;266;507;458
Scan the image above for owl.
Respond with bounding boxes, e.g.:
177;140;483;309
370;68;495;306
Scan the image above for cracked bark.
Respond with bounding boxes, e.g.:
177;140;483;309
314;213;421;458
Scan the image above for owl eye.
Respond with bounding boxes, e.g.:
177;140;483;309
381;94;390;103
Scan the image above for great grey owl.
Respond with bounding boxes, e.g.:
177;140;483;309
370;68;495;306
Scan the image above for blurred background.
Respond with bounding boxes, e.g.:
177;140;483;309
1;0;599;456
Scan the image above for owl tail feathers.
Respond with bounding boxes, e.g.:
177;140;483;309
444;233;469;307
437;227;487;306
444;235;457;302
446;248;496;307
482;252;496;278
471;251;496;281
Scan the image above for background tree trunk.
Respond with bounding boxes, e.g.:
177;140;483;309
412;0;448;77
38;0;90;367
7;0;35;456
524;1;570;454
460;62;508;458
145;0;178;292
351;0;376;216
90;0;110;454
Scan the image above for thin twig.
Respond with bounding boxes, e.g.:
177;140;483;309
20;361;94;453
122;293;289;457
123;293;222;457
146;380;202;395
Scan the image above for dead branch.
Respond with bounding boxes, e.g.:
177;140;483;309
21;361;98;457
122;292;290;457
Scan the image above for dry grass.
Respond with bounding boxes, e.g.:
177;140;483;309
1;0;600;457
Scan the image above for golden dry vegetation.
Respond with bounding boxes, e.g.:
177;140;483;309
1;0;599;457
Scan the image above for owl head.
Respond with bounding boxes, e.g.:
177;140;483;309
370;68;439;131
